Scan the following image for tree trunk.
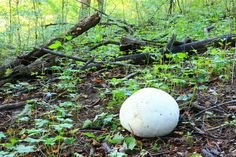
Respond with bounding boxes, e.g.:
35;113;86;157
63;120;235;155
79;0;104;19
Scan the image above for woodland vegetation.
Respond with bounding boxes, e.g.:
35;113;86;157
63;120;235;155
0;0;235;156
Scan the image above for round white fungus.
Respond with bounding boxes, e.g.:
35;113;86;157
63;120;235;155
119;88;179;137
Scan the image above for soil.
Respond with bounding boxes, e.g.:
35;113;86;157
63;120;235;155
0;66;235;157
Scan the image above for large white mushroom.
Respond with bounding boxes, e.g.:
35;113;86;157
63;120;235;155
119;88;179;137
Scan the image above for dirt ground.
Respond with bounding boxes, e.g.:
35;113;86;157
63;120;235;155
0;67;235;156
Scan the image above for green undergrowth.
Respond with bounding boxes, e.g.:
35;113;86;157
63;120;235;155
1;46;235;156
0;0;236;156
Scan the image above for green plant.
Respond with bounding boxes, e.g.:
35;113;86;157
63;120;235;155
225;115;236;126
107;88;130;108
0;101;79;156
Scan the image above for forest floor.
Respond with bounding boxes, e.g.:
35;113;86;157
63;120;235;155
0;64;235;156
0;4;236;155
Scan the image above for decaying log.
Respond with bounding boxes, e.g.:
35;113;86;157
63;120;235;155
64;34;236;70
0;101;26;110
170;34;236;54
120;36;147;52
0;12;235;87
120;34;236;54
120;36;163;53
0;12;101;86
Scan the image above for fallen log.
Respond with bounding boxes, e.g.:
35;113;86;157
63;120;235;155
0;12;101;86
0;55;57;86
171;34;236;54
0;101;26;111
54;34;236;69
120;36;163;53
120;34;236;54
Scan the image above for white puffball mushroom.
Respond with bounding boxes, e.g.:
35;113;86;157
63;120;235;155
119;88;179;137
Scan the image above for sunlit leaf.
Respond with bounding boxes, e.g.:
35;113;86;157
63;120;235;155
83;132;96;139
124;136;136;150
35;119;50;127
187;153;202;157
27;128;47;136
44;137;56;145
64;35;73;41
9;137;18;145
55;135;63;141
108;133;124;144
22;137;41;143
60;101;74;107
48;40;62;49
5;68;12;76
103;114;115;125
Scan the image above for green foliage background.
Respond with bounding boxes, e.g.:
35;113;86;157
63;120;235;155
0;0;235;65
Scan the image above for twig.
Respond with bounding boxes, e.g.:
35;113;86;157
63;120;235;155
121;72;139;80
37;48;134;70
151;151;170;156
81;60;134;70
194;100;236;117
37;48;87;62
43;22;69;28
90;98;101;107
88;40;120;51
205;124;225;131
192;130;219;139
100;22;133;33
80;56;96;70
0;101;26;111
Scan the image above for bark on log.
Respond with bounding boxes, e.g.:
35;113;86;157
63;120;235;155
170;34;236;54
120;34;236;54
0;13;101;85
64;34;236;70
120;36;147;52
0;101;26;110
120;36;163;52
